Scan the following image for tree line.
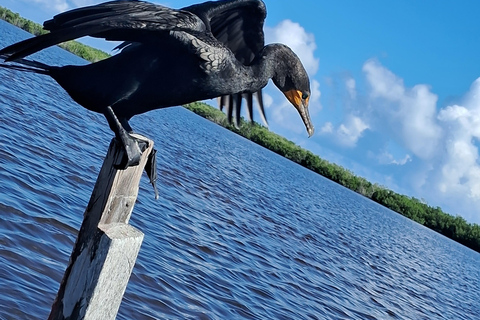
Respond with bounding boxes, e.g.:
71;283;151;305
0;6;110;62
2;7;479;253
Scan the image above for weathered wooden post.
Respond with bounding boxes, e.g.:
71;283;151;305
49;134;154;320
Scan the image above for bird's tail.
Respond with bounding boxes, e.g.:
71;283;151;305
0;54;51;75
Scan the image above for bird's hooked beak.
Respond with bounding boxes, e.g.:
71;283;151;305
284;89;315;137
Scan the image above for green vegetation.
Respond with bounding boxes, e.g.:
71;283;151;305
2;8;479;253
0;6;110;62
185;102;480;253
58;41;110;62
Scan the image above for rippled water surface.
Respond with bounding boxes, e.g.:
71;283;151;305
0;20;479;320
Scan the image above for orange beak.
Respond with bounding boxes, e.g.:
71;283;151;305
283;89;314;137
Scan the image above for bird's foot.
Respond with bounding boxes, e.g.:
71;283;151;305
104;107;157;196
114;132;145;169
113;133;159;198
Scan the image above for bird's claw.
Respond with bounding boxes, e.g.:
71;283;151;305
114;133;144;169
113;135;159;199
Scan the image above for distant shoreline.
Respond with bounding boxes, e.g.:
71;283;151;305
1;5;479;253
0;7;110;62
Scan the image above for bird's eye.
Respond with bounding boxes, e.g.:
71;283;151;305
302;93;309;100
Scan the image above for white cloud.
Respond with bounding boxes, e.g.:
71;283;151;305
363;60;405;100
436;78;480;199
337;116;369;147
359;63;480;221
265;19;319;75
319;59;480;221
345;77;356;100
309;79;322;114
320;115;369;147
262;92;274;109
377;151;412;165
438;104;469;122
270;98;305;135
320;122;333;134
363;59;442;160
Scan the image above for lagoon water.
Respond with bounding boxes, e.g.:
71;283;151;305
0;20;479;319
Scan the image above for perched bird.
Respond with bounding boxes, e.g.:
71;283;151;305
0;0;314;168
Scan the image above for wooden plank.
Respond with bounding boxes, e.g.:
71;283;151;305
49;135;154;320
61;223;143;319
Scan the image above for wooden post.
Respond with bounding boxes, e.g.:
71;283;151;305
49;134;154;320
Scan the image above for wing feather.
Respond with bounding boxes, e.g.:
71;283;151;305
0;0;204;61
184;0;268;126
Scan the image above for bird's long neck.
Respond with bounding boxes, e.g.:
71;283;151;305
246;44;290;92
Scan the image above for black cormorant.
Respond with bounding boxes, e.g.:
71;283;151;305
0;0;314;168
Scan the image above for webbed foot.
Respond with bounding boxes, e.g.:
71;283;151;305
114;130;143;169
104;106;158;197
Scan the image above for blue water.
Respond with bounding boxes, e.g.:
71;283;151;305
0;19;479;319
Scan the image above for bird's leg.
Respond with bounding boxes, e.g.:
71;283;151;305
104;106;142;168
104;107;159;197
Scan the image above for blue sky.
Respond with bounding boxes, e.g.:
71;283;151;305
2;0;480;224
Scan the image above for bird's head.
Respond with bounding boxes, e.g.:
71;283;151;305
271;45;314;137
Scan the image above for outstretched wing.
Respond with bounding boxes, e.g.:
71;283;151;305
0;0;205;61
0;0;269;126
184;0;268;127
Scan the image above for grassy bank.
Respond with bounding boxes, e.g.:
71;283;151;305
0;6;110;62
2;6;479;253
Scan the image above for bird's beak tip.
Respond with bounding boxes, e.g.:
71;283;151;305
302;101;314;138
307;127;315;138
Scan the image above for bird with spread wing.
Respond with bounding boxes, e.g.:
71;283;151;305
0;0;314;170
